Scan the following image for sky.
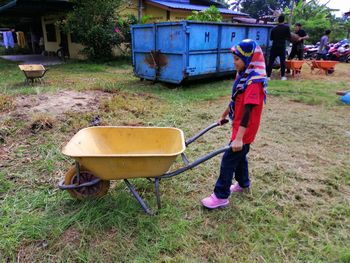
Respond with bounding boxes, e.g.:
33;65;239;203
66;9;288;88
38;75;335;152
318;0;350;17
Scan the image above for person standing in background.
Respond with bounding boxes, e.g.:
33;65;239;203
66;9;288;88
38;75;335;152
317;30;331;60
266;14;291;81
288;23;309;60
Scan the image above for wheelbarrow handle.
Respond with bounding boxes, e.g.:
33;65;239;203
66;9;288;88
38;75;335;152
185;119;229;146
160;145;231;179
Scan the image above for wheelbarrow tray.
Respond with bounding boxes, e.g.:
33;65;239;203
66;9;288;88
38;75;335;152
311;60;337;70
286;60;304;70
19;64;46;78
62;126;186;180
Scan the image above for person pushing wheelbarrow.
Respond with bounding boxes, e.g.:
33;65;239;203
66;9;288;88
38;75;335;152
201;39;267;209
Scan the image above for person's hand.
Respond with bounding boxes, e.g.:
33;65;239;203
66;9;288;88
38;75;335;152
231;139;243;152
218;117;227;125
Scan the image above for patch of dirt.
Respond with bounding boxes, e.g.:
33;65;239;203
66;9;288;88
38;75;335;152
30;116;54;133
16;240;49;263
59;227;81;246
8;90;110;118
15;227;81;262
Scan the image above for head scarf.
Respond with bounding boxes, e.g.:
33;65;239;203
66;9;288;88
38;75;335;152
228;39;267;120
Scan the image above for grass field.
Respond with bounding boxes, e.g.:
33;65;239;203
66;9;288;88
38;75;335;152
0;58;349;263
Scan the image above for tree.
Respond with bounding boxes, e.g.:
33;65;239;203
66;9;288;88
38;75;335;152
345;19;350;39
62;0;124;60
285;0;347;43
187;5;223;22
231;0;292;19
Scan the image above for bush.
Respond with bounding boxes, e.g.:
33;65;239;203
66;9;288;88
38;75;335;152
114;14;138;55
187;6;223;22
285;0;348;44
62;0;123;60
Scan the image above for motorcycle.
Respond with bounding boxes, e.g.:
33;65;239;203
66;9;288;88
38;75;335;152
327;43;350;62
304;43;319;59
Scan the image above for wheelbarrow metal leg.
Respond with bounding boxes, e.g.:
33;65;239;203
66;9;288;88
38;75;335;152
181;153;190;165
155;178;161;209
124;179;152;215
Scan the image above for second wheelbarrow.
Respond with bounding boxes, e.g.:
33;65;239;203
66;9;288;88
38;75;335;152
18;64;48;85
59;120;230;214
310;60;338;75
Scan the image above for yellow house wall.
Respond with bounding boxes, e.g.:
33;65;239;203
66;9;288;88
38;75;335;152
41;15;84;59
118;0;139;17
143;5;167;22
169;11;190;21
40;2;234;60
67;34;86;60
41;16;60;53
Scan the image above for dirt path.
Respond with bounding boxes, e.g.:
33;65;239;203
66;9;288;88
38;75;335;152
1;90;110;119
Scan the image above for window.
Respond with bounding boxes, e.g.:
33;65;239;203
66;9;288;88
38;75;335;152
45;24;56;42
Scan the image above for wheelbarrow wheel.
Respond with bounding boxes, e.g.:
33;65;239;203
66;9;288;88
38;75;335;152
64;166;110;200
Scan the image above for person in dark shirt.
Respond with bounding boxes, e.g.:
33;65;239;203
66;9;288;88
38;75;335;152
288;23;309;60
266;14;291;80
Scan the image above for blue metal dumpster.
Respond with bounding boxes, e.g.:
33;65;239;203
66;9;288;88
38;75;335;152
131;21;273;84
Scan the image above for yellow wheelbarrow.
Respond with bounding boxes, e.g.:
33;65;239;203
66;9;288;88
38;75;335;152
59;120;229;214
18;64;48;85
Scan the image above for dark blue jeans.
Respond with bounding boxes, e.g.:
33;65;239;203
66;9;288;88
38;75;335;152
214;144;250;199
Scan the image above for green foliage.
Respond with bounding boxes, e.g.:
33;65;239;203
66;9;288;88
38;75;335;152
344;19;350;39
187;5;223;22
62;0;121;60
240;0;292;19
285;0;347;44
141;15;155;24
114;14;138;55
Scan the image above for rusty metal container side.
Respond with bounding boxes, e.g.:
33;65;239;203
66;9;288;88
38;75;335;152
61;126;186;180
131;21;273;84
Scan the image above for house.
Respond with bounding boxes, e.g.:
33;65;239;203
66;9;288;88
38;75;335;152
0;0;248;59
345;10;350;19
0;0;81;58
119;0;248;23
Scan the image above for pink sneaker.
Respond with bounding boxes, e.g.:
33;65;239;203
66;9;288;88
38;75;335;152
201;194;229;209
230;183;250;193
